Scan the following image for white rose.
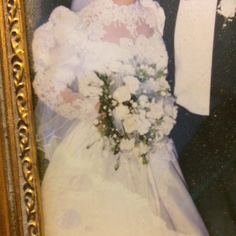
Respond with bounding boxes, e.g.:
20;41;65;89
138;95;149;108
123;114;151;135
163;97;178;119
136;114;151;135
113;104;130;120
132;102;138;108
123;76;140;94
160;116;176;136
123;115;138;134
146;100;164;120
159;77;170;91
120;138;135;151
113;86;131;103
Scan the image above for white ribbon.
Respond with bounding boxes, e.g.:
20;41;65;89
174;0;218;115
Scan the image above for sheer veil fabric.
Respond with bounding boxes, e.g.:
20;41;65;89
32;0;209;235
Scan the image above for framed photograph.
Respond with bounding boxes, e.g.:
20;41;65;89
0;0;235;236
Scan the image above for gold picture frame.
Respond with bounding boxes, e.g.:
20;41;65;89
0;1;43;235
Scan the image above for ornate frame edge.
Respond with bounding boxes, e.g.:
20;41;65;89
0;0;43;235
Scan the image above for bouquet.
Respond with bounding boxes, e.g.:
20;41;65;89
78;59;178;170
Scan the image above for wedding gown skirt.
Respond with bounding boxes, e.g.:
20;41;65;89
42;120;208;236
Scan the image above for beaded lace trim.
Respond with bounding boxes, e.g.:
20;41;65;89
78;0;157;40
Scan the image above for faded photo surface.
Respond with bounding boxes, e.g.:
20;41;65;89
25;0;236;236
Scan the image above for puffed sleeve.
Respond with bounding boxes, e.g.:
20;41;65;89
154;2;165;36
33;6;96;120
140;0;166;36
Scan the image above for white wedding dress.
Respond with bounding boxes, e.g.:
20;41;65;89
32;0;209;235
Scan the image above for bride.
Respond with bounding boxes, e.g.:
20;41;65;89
32;0;209;235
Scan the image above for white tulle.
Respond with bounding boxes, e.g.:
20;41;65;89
32;0;209;235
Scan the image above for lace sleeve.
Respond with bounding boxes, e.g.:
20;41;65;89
32;6;96;120
154;2;165;36
141;0;166;36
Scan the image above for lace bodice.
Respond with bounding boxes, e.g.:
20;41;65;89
79;0;163;41
33;0;167;120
